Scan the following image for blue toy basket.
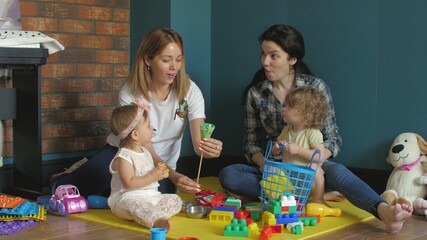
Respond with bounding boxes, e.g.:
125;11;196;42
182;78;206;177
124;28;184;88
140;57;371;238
260;141;321;214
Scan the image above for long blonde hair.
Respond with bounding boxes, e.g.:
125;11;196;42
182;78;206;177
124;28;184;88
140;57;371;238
127;28;190;101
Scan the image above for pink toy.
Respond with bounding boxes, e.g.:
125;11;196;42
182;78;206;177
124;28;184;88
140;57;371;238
49;184;88;216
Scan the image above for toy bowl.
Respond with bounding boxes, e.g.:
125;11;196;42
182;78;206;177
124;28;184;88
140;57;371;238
186;206;210;219
181;201;194;213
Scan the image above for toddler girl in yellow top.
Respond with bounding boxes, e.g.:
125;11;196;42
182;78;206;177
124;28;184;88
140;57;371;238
108;100;181;231
271;86;342;205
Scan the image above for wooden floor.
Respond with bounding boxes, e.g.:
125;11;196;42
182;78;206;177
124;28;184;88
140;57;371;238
5;213;427;240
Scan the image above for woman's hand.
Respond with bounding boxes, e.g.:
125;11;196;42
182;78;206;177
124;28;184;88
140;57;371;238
198;138;223;158
175;175;201;194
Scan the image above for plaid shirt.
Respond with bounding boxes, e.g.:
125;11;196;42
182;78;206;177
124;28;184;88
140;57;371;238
243;74;342;163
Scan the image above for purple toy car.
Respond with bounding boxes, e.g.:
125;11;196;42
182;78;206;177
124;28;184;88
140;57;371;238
49;184;88;216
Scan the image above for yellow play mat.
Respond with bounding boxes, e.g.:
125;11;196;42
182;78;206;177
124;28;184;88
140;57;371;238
69;177;374;240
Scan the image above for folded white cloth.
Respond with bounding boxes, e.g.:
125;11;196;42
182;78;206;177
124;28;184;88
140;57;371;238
0;30;65;54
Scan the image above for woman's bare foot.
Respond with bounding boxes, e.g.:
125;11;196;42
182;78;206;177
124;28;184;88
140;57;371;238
378;202;413;233
153;218;171;231
324;191;345;202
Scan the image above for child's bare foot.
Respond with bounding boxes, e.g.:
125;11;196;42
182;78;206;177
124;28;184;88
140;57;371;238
324;191;345;202
378;202;413;233
308;197;332;207
310;199;331;208
153;218;171;231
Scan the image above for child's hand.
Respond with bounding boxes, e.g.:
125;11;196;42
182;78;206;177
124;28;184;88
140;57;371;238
285;143;300;155
272;142;282;156
150;163;169;180
272;141;288;156
158;162;169;178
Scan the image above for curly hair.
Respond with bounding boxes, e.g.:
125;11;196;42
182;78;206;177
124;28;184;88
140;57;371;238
286;87;329;129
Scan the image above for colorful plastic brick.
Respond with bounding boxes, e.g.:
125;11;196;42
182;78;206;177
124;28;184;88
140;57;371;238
209;210;234;222
259;226;273;240
247;222;260;238
223;218;248;237
242;203;262;211
246;218;254;226
250;210;260;222
298;214;320;223
224;197;241;209
287;222;304;235
275;213;298;225
280;195;296;206
268;199;282;214
213;206;237;217
270;224;282;233
299;217;318;226
236;210;250;220
280;194;297;214
262;211;276;226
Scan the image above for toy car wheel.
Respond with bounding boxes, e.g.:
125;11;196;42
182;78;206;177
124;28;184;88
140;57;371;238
49;197;57;212
58;201;67;216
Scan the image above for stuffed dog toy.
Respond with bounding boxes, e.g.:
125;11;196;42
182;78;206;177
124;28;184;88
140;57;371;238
380;132;427;216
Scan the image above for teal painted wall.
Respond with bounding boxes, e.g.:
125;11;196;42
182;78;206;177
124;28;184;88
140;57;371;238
130;0;427;171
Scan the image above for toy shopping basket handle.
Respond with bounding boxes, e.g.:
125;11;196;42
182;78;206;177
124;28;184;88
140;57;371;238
308;150;322;171
265;140;322;171
264;140;273;162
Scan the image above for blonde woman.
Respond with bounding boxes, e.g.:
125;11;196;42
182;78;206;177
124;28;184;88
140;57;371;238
52;28;223;197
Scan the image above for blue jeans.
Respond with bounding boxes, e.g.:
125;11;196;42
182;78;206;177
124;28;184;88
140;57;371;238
218;160;384;218
52;144;177;197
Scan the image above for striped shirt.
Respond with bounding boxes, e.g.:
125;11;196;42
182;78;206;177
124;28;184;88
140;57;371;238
243;74;342;163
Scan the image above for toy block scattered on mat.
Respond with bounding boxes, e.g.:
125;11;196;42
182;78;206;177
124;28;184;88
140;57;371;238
209;210;234;222
298;215;318;226
250;210;261;222
242;203;262;211
247;222;260;238
262;211;276;226
287;222;304;235
212;206;237;217
223;197;241;209
223;218;248;237
275;213;298;225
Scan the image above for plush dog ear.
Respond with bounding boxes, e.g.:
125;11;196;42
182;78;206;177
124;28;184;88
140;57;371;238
416;134;427;154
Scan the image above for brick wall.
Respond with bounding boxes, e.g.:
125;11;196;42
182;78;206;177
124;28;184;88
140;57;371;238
2;0;130;158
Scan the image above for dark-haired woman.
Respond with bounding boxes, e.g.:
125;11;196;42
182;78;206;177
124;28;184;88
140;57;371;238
219;24;412;233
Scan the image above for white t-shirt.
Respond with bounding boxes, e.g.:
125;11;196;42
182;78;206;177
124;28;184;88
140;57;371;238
106;80;205;170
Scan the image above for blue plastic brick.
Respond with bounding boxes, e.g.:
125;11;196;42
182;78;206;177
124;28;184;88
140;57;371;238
275;213;298;225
